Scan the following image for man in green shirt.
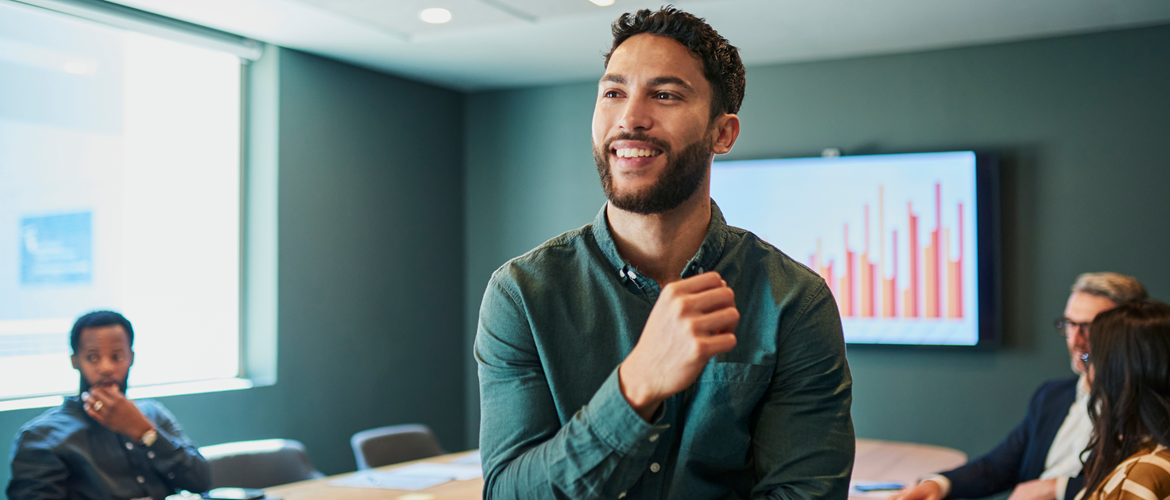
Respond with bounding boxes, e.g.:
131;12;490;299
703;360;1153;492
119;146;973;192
475;7;854;499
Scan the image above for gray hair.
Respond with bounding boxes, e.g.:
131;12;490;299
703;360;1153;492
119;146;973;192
1071;272;1148;305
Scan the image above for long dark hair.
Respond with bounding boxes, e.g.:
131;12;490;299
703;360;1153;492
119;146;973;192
1082;299;1170;494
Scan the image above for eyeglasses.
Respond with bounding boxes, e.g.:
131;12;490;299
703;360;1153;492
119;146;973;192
1054;318;1092;336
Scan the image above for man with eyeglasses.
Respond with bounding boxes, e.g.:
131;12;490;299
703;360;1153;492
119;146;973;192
890;272;1147;500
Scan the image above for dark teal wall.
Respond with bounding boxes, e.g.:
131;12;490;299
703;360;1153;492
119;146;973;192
4;21;1170;495
462;24;1170;454
1;47;467;493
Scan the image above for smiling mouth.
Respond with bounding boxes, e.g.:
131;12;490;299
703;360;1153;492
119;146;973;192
614;147;663;158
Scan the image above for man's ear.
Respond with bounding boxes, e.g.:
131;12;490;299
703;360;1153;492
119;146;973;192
711;113;740;155
128;350;134;367
71;354;79;370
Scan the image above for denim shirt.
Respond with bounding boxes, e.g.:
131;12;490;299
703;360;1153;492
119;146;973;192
476;201;855;500
7;397;211;500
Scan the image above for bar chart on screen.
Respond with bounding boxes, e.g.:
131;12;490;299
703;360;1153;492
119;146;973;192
712;152;980;345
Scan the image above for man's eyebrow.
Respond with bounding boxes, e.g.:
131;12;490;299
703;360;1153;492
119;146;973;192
648;76;694;93
599;74;695;93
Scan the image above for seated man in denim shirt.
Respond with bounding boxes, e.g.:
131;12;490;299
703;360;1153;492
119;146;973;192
475;7;855;500
8;311;211;500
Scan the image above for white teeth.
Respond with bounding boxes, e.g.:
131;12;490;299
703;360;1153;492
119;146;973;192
615;148;661;158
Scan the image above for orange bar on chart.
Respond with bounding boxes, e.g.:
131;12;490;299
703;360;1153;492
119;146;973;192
840;225;854;317
810;182;966;322
947;204;964;318
925;183;942;319
860;205;874;317
905;204;919;318
882;230;897;317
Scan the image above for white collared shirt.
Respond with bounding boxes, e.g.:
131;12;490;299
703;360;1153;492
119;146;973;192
1040;374;1092;499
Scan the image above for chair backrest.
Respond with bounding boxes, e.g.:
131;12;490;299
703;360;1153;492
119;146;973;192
199;439;325;489
351;424;445;470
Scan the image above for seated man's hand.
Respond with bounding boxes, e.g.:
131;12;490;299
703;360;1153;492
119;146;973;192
1007;479;1057;500
888;480;944;500
619;271;739;420
83;386;155;441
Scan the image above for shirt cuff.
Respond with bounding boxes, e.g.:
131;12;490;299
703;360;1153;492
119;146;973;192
923;475;952;497
146;425;183;463
581;367;666;458
1054;476;1069;500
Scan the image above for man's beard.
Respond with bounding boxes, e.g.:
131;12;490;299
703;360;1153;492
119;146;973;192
593;131;712;215
79;376;128;396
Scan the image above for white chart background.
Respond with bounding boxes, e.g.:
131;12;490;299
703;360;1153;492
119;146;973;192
711;152;979;345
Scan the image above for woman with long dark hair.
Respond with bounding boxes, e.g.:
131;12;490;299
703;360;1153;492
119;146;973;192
1078;299;1170;500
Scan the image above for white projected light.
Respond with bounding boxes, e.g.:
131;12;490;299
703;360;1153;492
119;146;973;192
420;8;452;24
590;0;616;6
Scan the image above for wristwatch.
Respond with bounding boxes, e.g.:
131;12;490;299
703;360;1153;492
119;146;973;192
141;428;158;447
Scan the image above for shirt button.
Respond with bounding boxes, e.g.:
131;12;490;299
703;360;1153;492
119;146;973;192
125;442;134;450
650;462;661;473
136;476;145;484
649;434;659;443
168;473;175;479
148;451;156;459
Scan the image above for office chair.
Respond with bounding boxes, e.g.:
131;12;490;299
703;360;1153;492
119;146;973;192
350;423;445;470
199;439;325;489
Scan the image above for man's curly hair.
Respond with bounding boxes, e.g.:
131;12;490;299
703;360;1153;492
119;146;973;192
604;6;746;120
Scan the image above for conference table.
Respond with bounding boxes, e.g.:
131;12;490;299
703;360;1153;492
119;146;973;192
266;438;967;500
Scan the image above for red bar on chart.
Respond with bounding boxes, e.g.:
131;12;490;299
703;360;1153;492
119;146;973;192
924;183;942;318
810;182;964;322
840;225;854;317
883;230;897;318
905;203;919;318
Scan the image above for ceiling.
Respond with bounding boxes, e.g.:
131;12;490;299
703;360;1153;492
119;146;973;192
105;0;1170;91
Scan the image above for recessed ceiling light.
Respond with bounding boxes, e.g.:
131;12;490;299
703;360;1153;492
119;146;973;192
589;0;615;6
420;8;452;24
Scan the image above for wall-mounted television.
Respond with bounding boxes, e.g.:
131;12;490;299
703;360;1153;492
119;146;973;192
711;151;1000;347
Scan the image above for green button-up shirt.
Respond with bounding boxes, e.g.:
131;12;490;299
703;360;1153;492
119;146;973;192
476;201;854;500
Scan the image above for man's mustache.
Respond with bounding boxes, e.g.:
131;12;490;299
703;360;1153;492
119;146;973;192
603;133;672;154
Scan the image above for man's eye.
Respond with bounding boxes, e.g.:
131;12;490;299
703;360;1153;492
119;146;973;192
87;355;98;362
603;90;621;98
655;92;677;100
112;354;122;362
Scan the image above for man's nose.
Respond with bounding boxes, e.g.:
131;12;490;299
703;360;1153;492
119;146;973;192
618;97;653;132
1074;326;1090;345
97;358;116;374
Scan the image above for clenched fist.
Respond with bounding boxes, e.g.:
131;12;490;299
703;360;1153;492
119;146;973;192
619;271;739;420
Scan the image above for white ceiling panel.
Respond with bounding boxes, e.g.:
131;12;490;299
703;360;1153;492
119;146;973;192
101;0;1170;91
293;0;522;39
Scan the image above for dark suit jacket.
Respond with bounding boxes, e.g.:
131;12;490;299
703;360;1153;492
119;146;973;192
941;377;1085;500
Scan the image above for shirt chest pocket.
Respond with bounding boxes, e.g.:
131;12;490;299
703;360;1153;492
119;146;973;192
679;362;771;461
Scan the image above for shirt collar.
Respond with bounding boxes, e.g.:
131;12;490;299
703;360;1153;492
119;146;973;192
591;200;729;282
